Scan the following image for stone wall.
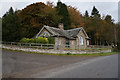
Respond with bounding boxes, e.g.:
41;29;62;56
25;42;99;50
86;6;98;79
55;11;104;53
69;40;76;49
76;30;87;49
54;31;87;50
2;45;112;54
54;37;65;50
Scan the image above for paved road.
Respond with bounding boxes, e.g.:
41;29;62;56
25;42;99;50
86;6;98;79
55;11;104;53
2;50;119;78
43;54;118;78
2;50;97;78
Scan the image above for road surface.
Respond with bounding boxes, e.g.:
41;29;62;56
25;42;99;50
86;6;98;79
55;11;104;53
2;50;119;78
43;54;118;78
2;50;97;78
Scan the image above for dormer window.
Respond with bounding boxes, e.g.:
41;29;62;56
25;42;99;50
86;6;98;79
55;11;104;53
80;36;83;45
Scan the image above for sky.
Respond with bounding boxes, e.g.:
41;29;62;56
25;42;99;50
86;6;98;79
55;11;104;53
0;0;119;23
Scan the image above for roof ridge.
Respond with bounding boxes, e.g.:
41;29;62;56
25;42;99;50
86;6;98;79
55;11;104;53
44;25;60;30
44;25;59;35
44;25;68;32
67;27;82;31
44;25;83;31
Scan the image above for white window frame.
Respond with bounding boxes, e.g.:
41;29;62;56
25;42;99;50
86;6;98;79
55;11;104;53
87;40;89;46
80;36;83;45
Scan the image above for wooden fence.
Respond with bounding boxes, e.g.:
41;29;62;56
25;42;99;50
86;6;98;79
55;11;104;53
1;42;111;50
2;42;55;49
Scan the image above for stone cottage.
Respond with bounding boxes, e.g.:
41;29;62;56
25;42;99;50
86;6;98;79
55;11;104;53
35;23;90;49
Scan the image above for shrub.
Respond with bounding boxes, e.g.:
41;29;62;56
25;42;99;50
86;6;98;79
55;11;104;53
48;37;55;44
66;52;72;55
112;45;120;52
35;37;48;44
20;37;49;44
112;41;120;52
28;39;35;43
20;38;30;43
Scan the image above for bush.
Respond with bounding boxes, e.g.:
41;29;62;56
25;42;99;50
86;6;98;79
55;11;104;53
35;37;48;44
48;37;55;44
20;37;49;44
66;52;72;55
29;39;35;43
112;43;120;52
20;38;30;43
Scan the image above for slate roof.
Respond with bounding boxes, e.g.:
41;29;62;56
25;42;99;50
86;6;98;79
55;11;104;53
36;25;89;40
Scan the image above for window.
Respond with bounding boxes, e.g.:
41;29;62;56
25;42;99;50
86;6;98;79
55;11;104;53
58;39;61;45
87;40;89;45
65;38;70;48
80;36;83;45
43;31;50;37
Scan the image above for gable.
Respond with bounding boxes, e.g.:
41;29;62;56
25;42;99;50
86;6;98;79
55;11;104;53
35;26;53;38
77;28;88;38
39;28;52;37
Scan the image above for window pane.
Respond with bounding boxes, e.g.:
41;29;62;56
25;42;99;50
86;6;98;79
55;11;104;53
80;36;83;45
65;38;69;48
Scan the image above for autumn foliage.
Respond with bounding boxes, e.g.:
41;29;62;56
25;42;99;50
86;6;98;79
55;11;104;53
68;6;84;28
2;1;120;47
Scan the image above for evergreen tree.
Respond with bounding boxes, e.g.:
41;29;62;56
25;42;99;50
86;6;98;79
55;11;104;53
9;7;14;14
105;15;112;23
91;6;99;17
56;1;71;30
85;10;89;17
83;6;101;45
2;7;21;42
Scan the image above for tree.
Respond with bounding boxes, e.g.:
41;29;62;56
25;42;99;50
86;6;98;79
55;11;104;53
91;6;101;45
56;1;71;30
91;6;99;17
83;17;97;45
2;7;21;42
9;7;14;14
85;10;89;17
105;15;113;23
18;2;61;38
68;6;84;28
117;22;120;50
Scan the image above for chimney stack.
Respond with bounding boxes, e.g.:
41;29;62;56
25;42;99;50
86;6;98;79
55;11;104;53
58;23;64;30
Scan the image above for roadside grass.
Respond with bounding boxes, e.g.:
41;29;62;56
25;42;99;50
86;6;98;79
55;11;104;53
72;52;118;56
2;48;118;56
77;48;112;51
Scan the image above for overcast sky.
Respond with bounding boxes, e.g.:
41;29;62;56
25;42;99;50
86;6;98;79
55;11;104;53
0;0;119;23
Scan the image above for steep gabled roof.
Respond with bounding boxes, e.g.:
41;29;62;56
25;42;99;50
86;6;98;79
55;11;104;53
67;28;82;37
35;25;89;39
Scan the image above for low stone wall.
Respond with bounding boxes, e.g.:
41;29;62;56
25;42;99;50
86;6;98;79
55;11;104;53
1;45;111;54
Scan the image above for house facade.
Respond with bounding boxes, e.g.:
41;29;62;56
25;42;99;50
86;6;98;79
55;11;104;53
35;23;90;49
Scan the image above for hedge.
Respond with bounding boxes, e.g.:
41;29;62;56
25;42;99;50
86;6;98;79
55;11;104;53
20;37;49;44
48;37;55;44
